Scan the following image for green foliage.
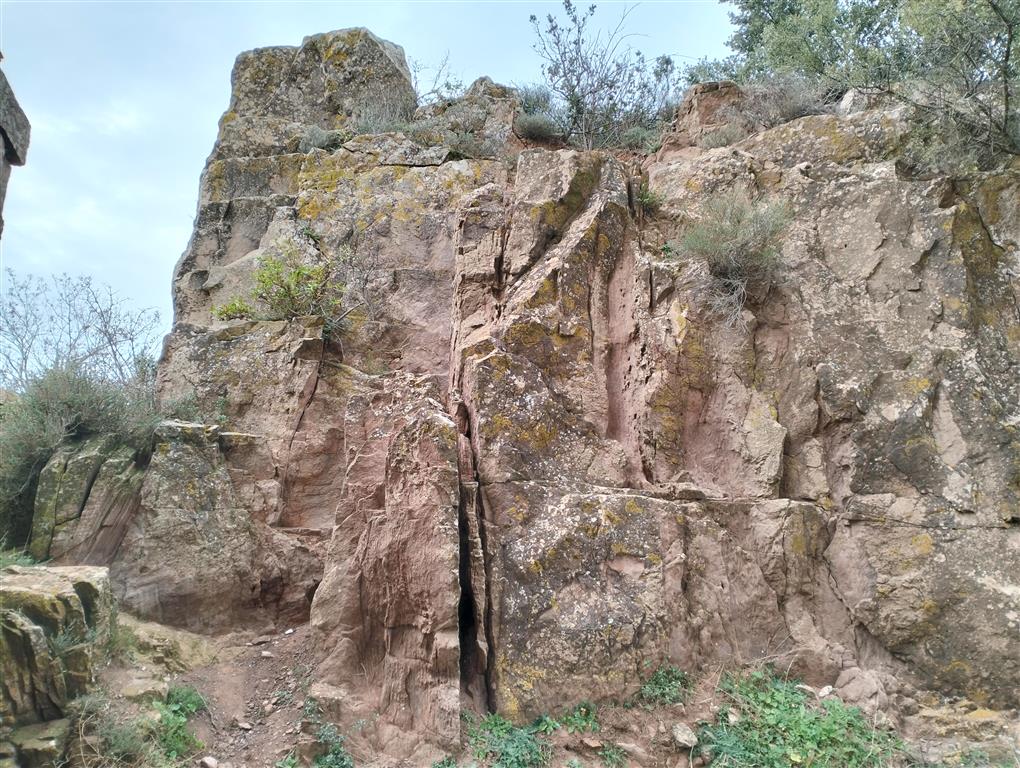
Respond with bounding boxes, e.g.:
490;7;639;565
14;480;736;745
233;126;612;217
350;88;417;135
530;715;560;735
639;665;692;705
636;184;662;214
696;669;901;767
165;685;206;715
0;360;174;546
678;187;792;326
740;73;831;128
466;712;550;768
212;297;255;321
599;743;627;768
0;546;36;568
152;687;205;759
314;724;355;768
699;0;1019;167
275;753;300;768
517;83;555;116
70;687;206;768
529;1;682;149
561;701;599;734
213;240;365;342
299;124;351;153
431;758;458;768
515;112;561;143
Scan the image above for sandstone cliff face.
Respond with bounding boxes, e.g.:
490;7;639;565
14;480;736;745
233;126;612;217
27;29;1020;758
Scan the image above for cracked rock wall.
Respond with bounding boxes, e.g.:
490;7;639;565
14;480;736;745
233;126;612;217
26;31;1020;758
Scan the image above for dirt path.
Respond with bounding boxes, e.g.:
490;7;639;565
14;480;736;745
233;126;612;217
178;624;318;768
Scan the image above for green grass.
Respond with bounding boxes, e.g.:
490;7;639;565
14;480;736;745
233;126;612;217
639;665;692;706
0;547;36;568
274;753;299;768
636;184;662;213
153;686;206;759
696;669;901;768
466;712;550;768
599;743;627;768
69;686;207;768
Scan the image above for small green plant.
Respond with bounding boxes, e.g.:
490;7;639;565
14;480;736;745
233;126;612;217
304;696;323;721
213;297;255;321
636;184;661;214
273;688;295;706
431;758;458;768
620;125;660;152
696;669;901;768
639;665;692;706
275;753;300;768
530;714;560;734
599;743;627;768
212;240;367;341
153;686;206;759
47;625;84;660
565;760;584;768
659;242;676;257
300;224;322;245
561;701;599;734
466;712;550;768
165;685;205;715
314;723;355;768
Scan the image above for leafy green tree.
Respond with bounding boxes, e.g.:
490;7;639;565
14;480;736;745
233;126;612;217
693;0;1019;165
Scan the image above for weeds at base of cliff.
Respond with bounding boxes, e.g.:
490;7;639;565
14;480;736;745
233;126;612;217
68;685;206;768
637;665;693;706
598;742;627;768
465;712;551;768
694;668;901;768
313;724;355;768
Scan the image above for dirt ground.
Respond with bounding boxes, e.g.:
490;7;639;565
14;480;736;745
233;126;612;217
98;618;1018;768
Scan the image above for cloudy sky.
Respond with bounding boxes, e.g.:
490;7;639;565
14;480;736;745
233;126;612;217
1;0;732;334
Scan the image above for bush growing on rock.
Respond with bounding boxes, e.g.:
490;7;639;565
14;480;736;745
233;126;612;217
529;0;683;149
515;112;561;142
0;362;166;546
213;240;370;341
678;187;791;327
0;270;197;546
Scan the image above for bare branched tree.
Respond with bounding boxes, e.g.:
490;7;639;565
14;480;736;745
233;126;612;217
1;270;162;393
529;1;682;149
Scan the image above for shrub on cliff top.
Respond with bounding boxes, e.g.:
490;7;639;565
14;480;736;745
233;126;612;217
529;1;683;149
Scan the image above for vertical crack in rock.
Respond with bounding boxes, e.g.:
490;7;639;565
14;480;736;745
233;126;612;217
454;403;495;711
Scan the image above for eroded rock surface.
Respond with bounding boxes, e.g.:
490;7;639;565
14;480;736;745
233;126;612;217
0;566;114;727
24;33;1019;759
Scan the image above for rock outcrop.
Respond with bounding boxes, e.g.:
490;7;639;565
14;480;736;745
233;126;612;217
0;566;114;727
17;29;1019;761
0;62;31;237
